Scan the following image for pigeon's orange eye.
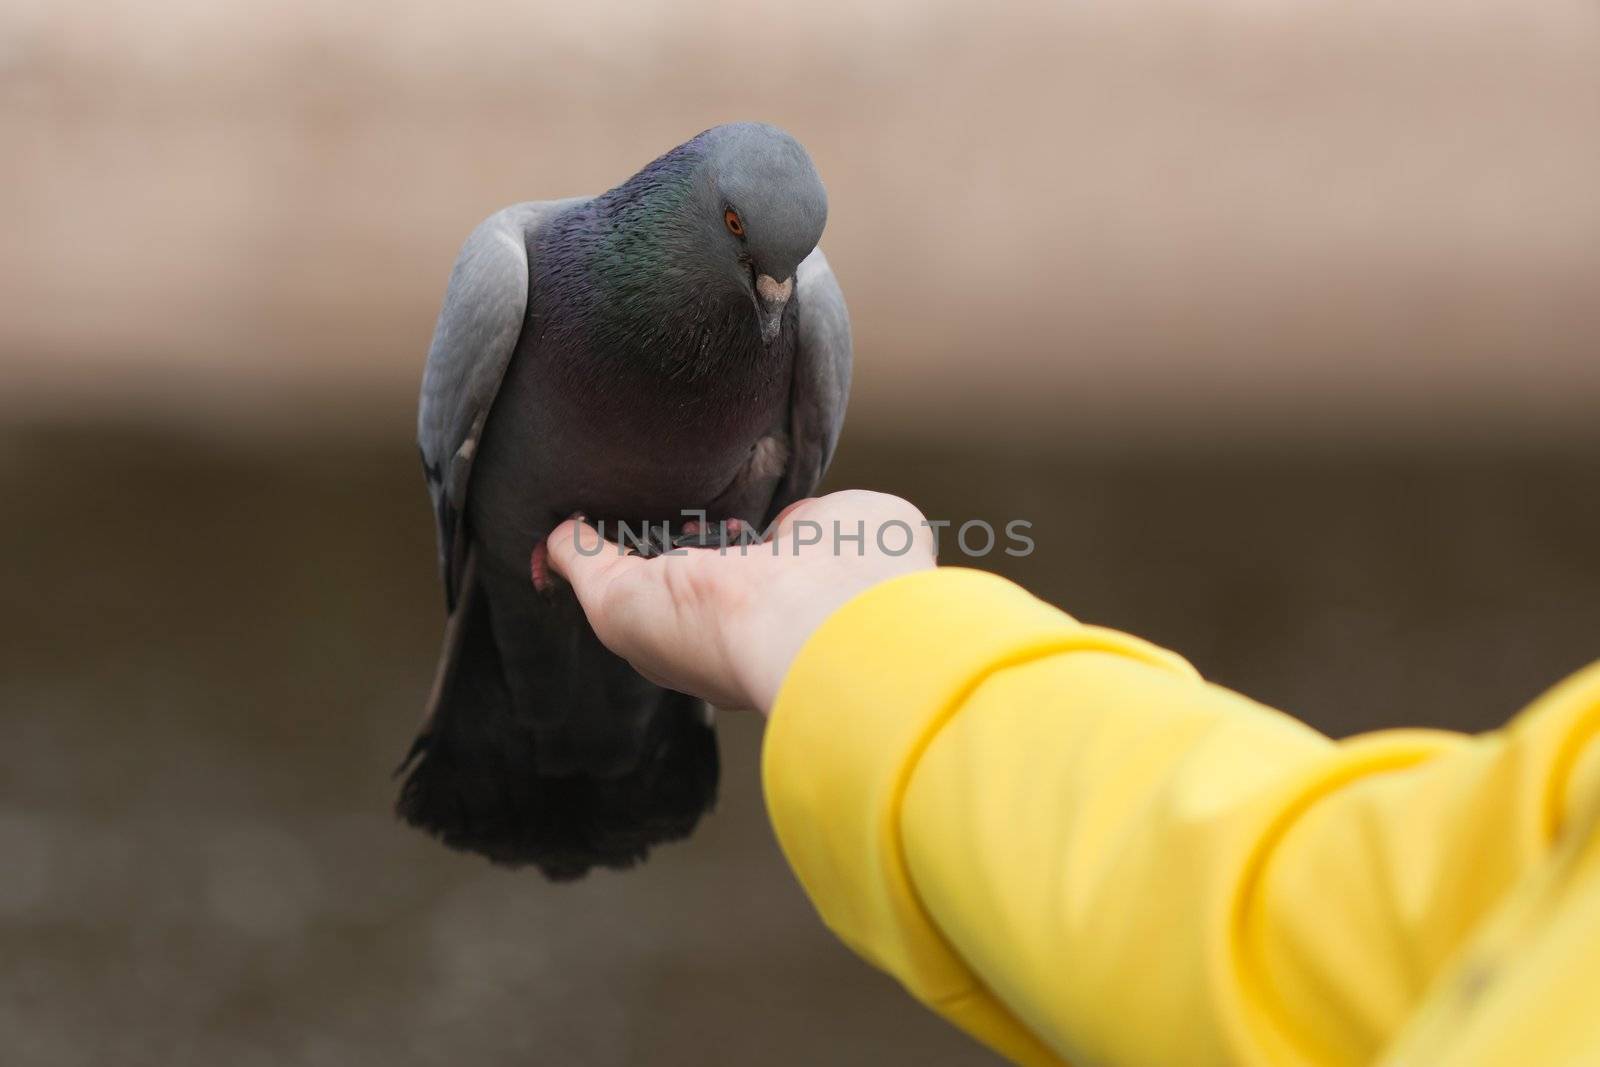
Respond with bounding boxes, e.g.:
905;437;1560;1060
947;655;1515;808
724;209;745;238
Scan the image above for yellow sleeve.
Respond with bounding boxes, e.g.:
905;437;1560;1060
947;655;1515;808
762;568;1600;1067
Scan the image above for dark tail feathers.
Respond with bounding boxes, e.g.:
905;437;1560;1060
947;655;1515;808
396;580;718;881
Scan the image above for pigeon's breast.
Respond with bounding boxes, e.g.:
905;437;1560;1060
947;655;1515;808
486;308;798;524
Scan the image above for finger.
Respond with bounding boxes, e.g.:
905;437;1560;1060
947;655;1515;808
545;518;645;605
766;498;817;538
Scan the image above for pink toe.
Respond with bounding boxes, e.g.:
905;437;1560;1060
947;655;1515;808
530;539;552;593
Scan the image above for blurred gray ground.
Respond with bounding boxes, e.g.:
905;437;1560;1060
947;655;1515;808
1;423;1598;1066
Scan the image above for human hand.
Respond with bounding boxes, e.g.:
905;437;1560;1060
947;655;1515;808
546;491;937;714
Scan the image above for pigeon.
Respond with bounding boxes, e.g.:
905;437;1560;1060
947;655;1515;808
398;123;851;880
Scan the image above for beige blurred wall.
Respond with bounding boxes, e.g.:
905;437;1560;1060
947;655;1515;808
2;0;1597;440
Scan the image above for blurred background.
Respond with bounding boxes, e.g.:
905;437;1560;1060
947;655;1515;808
2;1;1597;1064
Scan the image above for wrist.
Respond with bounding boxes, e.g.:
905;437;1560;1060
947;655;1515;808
739;561;936;714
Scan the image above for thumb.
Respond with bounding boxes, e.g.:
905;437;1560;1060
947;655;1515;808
544;518;642;604
766;497;818;538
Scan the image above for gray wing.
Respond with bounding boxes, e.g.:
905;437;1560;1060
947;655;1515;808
418;198;581;610
768;248;853;519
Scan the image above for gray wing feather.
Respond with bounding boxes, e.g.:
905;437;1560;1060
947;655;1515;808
769;248;852;517
418;198;580;610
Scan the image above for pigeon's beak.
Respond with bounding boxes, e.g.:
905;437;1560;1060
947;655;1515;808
754;273;793;346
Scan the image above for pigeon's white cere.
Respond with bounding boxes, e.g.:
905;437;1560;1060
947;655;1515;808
756;274;794;303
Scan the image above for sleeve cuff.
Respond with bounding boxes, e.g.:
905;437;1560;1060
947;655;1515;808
761;567;1197;1011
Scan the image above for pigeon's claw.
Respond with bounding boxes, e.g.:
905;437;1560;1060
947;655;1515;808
622;518;755;557
672;518;752;551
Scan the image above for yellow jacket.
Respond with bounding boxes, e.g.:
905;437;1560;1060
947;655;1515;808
763;569;1600;1066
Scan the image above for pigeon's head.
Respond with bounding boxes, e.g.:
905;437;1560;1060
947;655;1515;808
695;123;828;345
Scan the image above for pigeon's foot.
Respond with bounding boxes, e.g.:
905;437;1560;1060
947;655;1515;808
617;518;755;559
530;538;554;593
621;523;672;559
621;518;756;558
673;518;751;550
